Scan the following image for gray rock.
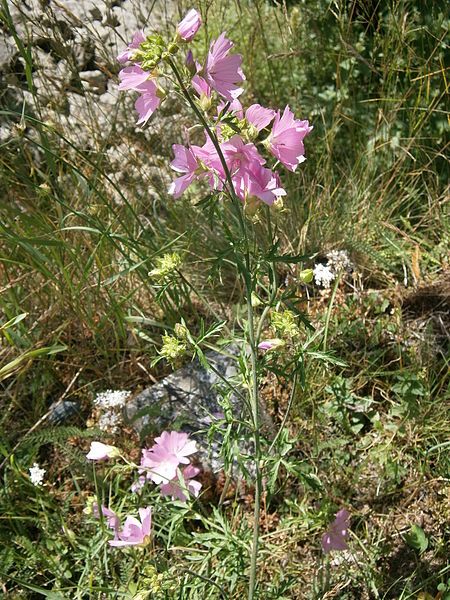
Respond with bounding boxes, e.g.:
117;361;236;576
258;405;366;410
124;348;271;475
79;69;107;94
0;37;16;74
47;400;80;424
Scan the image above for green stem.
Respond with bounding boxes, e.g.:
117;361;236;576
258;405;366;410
245;282;262;600
322;273;340;352
167;57;262;600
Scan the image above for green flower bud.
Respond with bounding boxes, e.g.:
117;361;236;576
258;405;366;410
299;269;314;283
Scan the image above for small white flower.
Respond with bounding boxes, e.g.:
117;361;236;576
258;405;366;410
94;390;131;410
97;411;121;433
326;250;352;273
29;463;46;486
313;263;335;288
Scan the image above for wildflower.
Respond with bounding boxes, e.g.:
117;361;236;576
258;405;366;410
168;144;203;198
185;49;196;74
313;263;335;288
149;252;182;280
135;80;162;125
239;164;286;206
326;250;352;273
271;310;300;338
203;32;245;101
97;411;121;433
245;104;275;132
86;441;120;461
266;105;312;172
93;504;120;535
176;9;202;42
257;338;285;352
131;474;147;493
118;65;151;91
221;134;265;173
168;138;225;197
117;30;146;63
29;463;45;486
94;390;131;410
191;74;212;106
141;431;197;485
217;98;244;119
160;465;202;502
158;334;187;364
322;509;350;554
109;507;152;547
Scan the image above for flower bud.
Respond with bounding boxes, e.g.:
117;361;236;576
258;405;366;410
299;269;313;283
176;9;202;42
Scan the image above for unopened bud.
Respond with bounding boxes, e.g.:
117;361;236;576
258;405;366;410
199;94;212;112
299;269;313;283
174;322;189;340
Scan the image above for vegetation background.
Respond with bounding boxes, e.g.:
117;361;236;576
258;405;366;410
0;0;448;598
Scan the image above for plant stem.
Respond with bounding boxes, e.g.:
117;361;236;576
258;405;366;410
245;281;262;600
323;273;340;352
167;58;262;600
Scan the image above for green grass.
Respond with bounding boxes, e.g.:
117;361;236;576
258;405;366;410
0;0;449;597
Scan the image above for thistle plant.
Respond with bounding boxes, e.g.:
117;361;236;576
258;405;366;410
111;8;312;598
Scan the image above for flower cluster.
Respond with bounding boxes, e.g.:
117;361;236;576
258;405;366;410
117;9;312;210
92;389;131;434
135;431;201;502
29;462;46;486
94;503;152;548
313;250;353;288
86;431;201;548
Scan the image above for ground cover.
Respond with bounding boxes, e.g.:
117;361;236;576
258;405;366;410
0;0;448;598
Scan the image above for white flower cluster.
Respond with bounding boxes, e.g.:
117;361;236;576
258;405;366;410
94;389;131;433
326;250;352;272
94;389;131;410
313;263;335;288
29;463;46;486
313;250;353;288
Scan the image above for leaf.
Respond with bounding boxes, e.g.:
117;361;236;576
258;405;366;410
0;313;28;331
0;344;67;381
404;524;429;553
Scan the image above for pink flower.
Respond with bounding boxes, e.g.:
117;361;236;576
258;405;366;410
130;474;146;493
203;32;245;101
135;80;161;125
185;50;196;74
117;31;146;64
160;465;202;502
240;164;286;206
168;144;202;198
177;9;202;42
141;431;197;484
243;164;286;206
245;104;275;132
322;509;350;554
191;74;212;100
169;138;225;197
257;338;285;351
217;98;244;119
86;441;119;461
221;134;265;176
118;65;150;91
109;507;152;547
267;106;313;172
93;504;120;535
